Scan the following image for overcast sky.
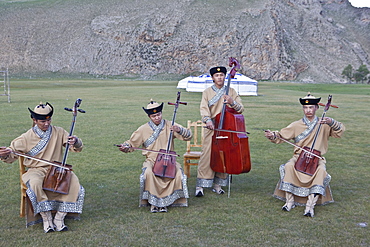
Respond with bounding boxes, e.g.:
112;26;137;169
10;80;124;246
348;0;370;7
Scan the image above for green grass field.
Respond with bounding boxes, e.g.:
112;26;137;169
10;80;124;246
0;80;369;246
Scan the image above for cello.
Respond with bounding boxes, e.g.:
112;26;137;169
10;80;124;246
43;98;85;194
210;57;251;175
152;92;187;178
294;95;336;176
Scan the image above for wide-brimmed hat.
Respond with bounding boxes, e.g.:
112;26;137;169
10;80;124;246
28;102;54;120
142;100;163;115
299;92;321;105
210;66;227;76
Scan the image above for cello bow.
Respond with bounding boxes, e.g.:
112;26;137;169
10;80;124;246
204;127;250;136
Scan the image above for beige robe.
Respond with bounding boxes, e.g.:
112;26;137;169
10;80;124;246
1;126;84;227
197;86;244;187
124;120;192;207
270;117;345;206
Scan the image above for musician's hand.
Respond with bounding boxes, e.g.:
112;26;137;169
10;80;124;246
206;121;214;130
67;136;78;146
0;146;11;158
171;125;181;133
320;117;333;125
118;143;132;153
264;129;275;140
223;95;234;105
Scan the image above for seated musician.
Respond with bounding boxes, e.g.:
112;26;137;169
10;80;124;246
196;66;244;197
264;93;345;217
0;102;84;233
117;99;192;213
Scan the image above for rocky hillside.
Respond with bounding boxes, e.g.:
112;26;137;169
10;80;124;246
0;0;369;82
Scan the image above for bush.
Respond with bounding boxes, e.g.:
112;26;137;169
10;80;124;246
342;64;369;83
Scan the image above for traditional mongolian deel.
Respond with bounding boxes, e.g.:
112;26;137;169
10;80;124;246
0;101;85;232
197;71;244;189
1;125;84;227
123;118;192;208
268;93;345;213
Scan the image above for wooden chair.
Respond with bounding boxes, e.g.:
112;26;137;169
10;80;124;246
183;120;205;177
19;156;27;217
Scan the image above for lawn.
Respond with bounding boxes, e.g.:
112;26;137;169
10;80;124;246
0;79;369;246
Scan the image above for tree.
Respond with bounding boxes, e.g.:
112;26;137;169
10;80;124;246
353;64;369;83
341;64;353;81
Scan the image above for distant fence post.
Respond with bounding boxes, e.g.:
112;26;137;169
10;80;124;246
0;68;10;103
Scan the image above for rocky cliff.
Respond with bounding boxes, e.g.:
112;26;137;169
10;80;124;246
0;0;369;82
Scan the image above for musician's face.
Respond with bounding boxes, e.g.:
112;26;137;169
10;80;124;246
212;72;226;88
148;112;162;125
303;105;318;120
33;118;52;131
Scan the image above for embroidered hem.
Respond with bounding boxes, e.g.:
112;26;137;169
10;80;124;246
196;175;229;187
278;164;331;197
139;167;189;207
26;182;85;215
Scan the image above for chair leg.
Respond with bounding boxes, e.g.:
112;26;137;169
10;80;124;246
20;194;26;217
184;162;190;177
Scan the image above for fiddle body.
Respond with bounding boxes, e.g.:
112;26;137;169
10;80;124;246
43;162;73;194
153;149;177;178
294;146;321;176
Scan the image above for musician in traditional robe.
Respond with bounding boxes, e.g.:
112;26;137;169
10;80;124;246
0;102;84;233
264;93;345;217
196;66;244;197
118;100;192;213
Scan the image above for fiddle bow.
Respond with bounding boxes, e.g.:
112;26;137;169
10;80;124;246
263;133;324;160
43;98;85;194
114;145;179;157
12;151;71;170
